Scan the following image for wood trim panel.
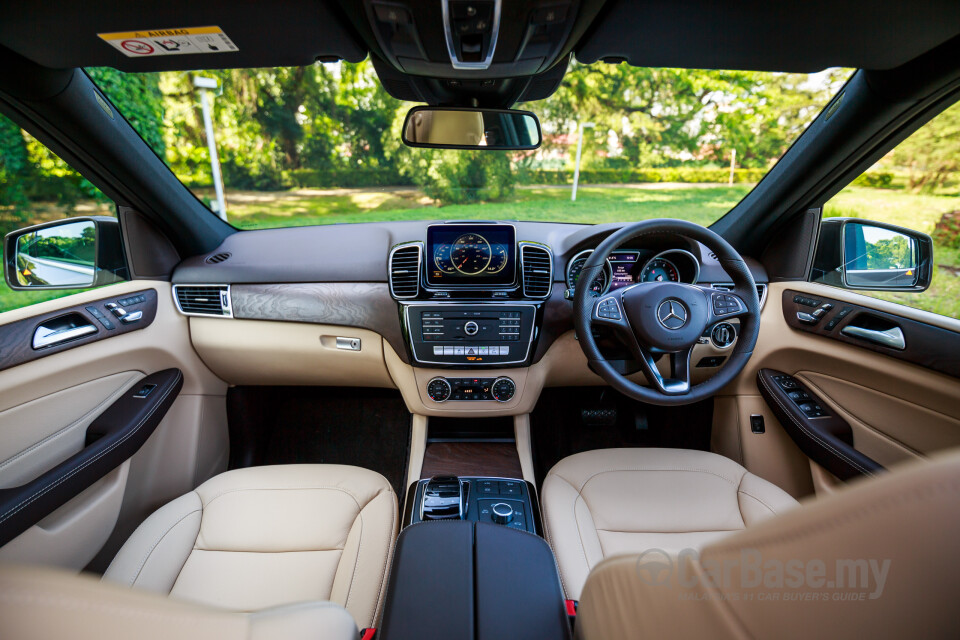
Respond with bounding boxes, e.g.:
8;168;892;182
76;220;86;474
0;288;158;373
420;442;523;479
230;282;409;363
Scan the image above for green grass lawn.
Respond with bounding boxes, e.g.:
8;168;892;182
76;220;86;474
2;183;958;319
220;185;753;229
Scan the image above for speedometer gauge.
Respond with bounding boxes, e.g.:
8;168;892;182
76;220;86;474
486;244;508;274
566;250;612;297
640;258;680;283
451;233;492;275
433;243;455;273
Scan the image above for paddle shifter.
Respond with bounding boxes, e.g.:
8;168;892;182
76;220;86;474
420;476;467;520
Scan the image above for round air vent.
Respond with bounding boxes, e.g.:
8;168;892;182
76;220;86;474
205;252;232;264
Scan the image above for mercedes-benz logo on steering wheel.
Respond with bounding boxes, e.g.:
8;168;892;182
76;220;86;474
657;300;688;330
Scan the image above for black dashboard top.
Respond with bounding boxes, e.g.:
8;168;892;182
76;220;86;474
171;219;768;286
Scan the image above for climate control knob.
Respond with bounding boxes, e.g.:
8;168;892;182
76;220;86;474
426;377;452;403
491;502;514;524
491;377;516;403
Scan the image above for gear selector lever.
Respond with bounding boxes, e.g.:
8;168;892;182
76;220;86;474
420;476;467;520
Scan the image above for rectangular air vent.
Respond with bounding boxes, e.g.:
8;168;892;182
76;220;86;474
711;283;768;309
519;243;554;299
389;243;422;299
173;285;232;317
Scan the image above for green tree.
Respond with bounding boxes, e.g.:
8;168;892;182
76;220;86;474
891;102;960;191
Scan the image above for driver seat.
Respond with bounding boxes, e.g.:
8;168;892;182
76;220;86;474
541;448;798;600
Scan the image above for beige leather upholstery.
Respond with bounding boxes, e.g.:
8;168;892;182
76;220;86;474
104;464;398;629
0;565;358;640
575;450;960;640
542;448;798;600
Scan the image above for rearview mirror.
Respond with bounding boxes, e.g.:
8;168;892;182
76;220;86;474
4;217;127;290
811;218;933;291
402;106;542;150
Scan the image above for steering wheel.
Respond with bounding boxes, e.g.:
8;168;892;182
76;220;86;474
573;219;761;406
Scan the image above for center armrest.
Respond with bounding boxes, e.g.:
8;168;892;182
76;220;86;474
379;521;571;640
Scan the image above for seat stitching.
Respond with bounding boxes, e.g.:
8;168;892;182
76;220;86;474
371;492;397;627
573;493;596;579
708;476;960;554
540;487;569;597
758;373;874;476
201;485;366;511
127;506;201;588
551;458;746;491
0;372;181;525
342;508;364;614
567;467;743;493
737;489;779;518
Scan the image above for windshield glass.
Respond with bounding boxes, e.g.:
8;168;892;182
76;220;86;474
88;62;850;229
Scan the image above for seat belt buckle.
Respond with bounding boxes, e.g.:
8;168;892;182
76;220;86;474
565;599;578;630
360;628;377;640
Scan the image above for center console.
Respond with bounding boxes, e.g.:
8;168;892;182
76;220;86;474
406;304;538;366
389;224;555;388
408;475;539;534
378;520;571;640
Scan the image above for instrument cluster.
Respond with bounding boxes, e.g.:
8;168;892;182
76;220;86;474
565;248;701;297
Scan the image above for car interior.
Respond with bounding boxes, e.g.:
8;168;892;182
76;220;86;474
1;1;960;639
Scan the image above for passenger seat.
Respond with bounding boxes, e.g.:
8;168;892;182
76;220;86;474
103;464;398;629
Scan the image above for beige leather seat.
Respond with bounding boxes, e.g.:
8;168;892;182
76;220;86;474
575;450;960;639
103;464;398;629
1;565;359;640
542;448;799;600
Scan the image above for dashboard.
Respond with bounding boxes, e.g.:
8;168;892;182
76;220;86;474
172;219;768;382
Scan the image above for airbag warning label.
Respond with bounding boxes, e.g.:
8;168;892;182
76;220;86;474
98;26;239;57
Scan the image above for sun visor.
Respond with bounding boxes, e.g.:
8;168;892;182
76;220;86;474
576;0;960;72
0;0;366;71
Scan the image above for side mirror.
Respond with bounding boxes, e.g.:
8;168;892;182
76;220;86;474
401;106;542;150
812;218;933;291
4;217;127;291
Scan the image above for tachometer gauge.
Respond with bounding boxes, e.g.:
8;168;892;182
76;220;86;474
640;258;680;283
486;244;508;274
433;243;455;273
566;250;612;297
451;233;492;275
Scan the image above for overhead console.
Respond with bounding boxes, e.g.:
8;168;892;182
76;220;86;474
356;0;600;80
389;223;554;371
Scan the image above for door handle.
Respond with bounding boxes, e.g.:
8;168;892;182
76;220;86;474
32;320;97;349
841;324;906;350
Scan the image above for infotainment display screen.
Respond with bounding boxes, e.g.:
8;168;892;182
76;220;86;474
426;224;517;287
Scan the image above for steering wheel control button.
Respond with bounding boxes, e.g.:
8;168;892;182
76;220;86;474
596;297;621;320
426;377;452;403
464;320;479;335
712;293;742;316
657;300;688;329
491;502;514;524
710;322;736;348
491;377;516;402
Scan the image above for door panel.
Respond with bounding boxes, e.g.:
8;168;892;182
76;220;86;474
0;372;143;487
0;281;228;570
719;282;960;497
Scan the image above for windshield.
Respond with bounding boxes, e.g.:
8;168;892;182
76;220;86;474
88;62;850;229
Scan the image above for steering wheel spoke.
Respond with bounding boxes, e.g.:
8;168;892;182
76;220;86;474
698;286;750;324
634;344;693;396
